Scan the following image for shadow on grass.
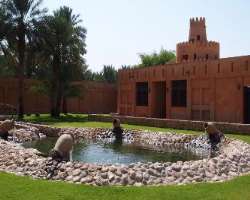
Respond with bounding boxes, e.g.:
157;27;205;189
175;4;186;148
23;114;89;124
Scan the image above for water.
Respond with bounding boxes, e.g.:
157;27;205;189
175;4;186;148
23;137;204;164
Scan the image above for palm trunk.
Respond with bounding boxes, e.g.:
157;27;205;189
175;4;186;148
50;55;61;118
17;21;25;119
55;83;62;117
62;96;67;114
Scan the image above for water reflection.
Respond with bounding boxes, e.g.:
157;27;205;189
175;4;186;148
23;137;207;165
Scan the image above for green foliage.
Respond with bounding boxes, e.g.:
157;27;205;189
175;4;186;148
0;0;47;118
0;55;15;77
138;48;176;67
102;65;117;83
83;65;118;83
33;6;87;117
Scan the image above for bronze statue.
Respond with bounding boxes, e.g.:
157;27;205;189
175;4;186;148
50;134;74;162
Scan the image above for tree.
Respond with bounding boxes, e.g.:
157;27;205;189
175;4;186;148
0;0;47;119
138;48;176;67
82;65;118;83
34;6;87;117
102;65;117;83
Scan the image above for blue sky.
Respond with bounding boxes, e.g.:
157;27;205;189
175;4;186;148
44;0;250;72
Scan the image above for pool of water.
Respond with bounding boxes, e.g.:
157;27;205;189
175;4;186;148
23;138;204;164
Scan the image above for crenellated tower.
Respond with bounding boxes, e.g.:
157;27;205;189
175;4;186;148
176;17;220;63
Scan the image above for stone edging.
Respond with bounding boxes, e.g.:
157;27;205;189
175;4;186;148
0;122;250;186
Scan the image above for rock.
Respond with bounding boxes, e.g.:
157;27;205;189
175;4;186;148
121;175;129;185
79;171;88;178
80;177;92;184
135;173;143;182
72;169;81;176
108;172;115;182
65;175;73;181
73;176;81;182
129;170;136;179
100;172;108;179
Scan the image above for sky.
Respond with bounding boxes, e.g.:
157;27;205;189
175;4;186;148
43;0;250;72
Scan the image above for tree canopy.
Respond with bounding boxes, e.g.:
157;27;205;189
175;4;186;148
138;48;176;67
33;6;87;117
0;0;47;118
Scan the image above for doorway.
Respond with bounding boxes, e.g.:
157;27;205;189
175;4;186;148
244;86;250;124
152;81;166;118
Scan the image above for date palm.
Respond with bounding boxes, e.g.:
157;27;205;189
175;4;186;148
0;0;47;119
34;6;87;117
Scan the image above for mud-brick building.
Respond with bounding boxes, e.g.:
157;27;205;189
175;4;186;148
117;17;250;123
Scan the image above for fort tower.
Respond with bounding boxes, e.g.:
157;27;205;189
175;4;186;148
176;17;220;62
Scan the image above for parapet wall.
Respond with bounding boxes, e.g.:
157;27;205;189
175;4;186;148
88;114;250;134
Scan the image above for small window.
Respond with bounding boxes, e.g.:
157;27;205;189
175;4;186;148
182;54;188;61
194;54;197;60
136;82;148;106
171;80;187;107
197;35;201;41
206;54;209;60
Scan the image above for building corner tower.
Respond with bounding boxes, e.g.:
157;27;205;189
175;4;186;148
176;17;220;63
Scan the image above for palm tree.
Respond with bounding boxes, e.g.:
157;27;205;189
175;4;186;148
0;0;47;119
34;6;87;117
102;65;117;83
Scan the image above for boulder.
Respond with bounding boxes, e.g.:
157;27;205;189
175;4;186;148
0;120;14;134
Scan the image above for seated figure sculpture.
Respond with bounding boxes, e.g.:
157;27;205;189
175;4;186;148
50;134;74;162
204;122;224;151
112;118;123;142
0;120;14;141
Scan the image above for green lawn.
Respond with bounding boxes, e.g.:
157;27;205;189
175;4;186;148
0;172;250;200
0;113;247;200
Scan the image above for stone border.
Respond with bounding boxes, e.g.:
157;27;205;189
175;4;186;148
88;114;250;134
0;122;250;186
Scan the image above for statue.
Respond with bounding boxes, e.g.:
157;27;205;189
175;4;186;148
50;134;74;162
204;122;224;151
0;120;14;141
112;118;123;142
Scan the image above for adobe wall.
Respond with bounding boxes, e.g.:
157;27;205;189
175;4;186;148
176;41;219;62
117;55;250;123
0;78;117;114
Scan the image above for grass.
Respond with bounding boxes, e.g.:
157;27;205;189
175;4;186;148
0;113;246;200
0;172;250;200
23;114;250;144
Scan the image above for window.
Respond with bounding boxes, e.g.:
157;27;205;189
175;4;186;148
194;54;197;60
136;82;148;106
197;35;201;41
206;54;209;60
182;54;188;61
171;80;187;107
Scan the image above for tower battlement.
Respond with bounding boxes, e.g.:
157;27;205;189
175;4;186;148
176;17;220;63
190;17;206;23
